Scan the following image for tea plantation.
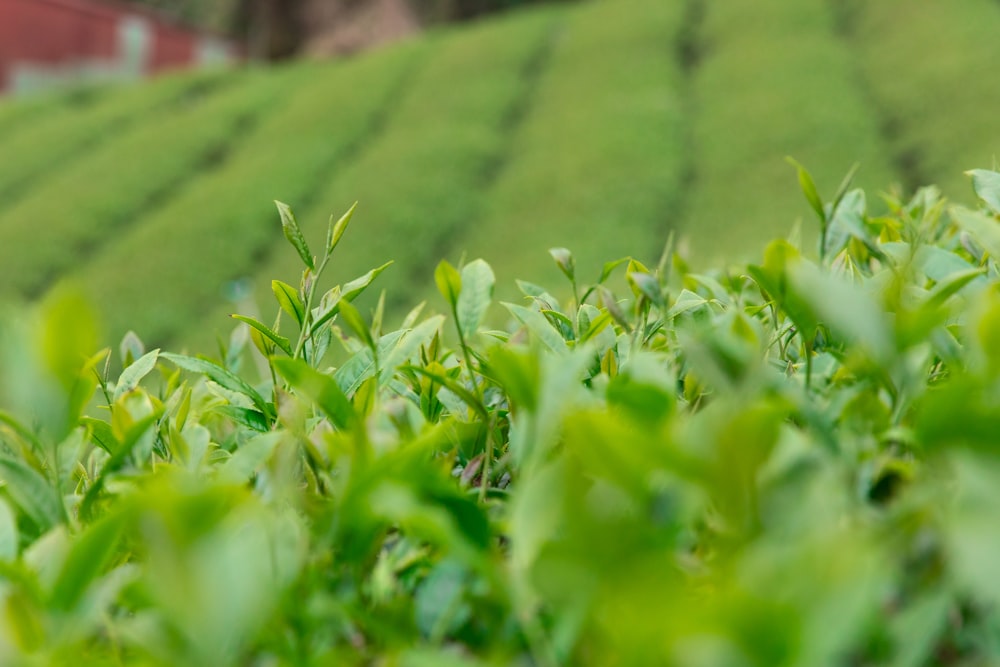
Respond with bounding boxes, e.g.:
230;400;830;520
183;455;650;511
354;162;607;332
0;0;998;349
1;165;1000;664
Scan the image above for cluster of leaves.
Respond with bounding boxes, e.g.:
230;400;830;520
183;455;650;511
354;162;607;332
3;167;1000;665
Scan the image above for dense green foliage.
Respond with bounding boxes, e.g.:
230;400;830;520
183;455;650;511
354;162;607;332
1;168;1000;664
1;0;999;349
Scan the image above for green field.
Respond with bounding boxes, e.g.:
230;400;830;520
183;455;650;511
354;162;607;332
1;0;999;348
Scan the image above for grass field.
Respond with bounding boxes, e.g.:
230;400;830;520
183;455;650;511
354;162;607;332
1;0;999;348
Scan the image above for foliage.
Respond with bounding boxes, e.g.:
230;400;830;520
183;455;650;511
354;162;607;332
0;68;290;301
2;0;1000;354
455;0;683;299
55;46;424;348
0;167;1000;664
679;0;896;264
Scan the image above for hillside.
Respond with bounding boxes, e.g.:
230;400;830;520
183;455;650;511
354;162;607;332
0;0;998;350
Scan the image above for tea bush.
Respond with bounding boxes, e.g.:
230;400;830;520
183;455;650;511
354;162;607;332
58;45;426;347
836;0;1000;198
455;0;684;294
1;167;1000;664
0;68;295;301
0;69;226;212
681;0;895;263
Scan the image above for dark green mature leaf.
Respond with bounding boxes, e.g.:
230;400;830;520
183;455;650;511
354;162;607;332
275;200;314;270
215;406;270;432
231;315;293;357
273;357;357;431
968;169;1000;215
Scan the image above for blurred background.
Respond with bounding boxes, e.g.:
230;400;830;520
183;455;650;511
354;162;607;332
0;0;997;351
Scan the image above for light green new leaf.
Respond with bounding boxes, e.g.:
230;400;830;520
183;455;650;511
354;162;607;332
789;262;892;362
113;348;159;402
338;300;375;350
787;157;825;223
952;206;1000;260
502;302;569;354
435;260;462;309
327;201;358;255
217;432;284;484
549;247;575;283
456;259;495;337
381;316;446;384
49;512;127;610
0;498;19;560
0;457;65;530
968;169;1000;215
275;200;314;271
272;280;305;326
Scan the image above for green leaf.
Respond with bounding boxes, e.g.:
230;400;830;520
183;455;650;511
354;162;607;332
0;498;19;560
787;156;825;223
334;330;406;395
967;169;1000;215
214;406;270;432
231;315;293;356
217;432;284;484
0;457;65;530
381;316;446;384
456;259;495;337
272;280;305;326
161;353;271;418
310;262;394;336
113;349;159;402
327;201;358;255
435;260;462;309
502;303;570;354
952;205;1000;260
273;357;357;431
627;271;663;307
82;417;117;455
49;512;127;610
923;267;987;312
403;366;487;420
549;247;575;283
275;200;314;270
338;300;375;350
119;330;145;369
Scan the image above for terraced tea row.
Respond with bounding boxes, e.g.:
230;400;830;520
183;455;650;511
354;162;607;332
679;0;895;264
0;69;225;212
836;0;1000;198
455;0;685;297
55;48;426;347
0;69;295;301
2;0;1000;350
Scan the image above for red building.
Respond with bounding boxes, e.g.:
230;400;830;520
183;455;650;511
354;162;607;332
0;0;237;94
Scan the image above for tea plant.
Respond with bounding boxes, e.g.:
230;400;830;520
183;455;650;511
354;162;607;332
2;167;1000;665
